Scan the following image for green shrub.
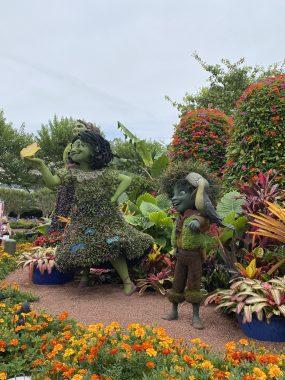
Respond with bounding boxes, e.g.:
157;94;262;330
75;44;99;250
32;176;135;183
10;219;38;229
169;108;233;172
127;174;159;202
225;74;285;184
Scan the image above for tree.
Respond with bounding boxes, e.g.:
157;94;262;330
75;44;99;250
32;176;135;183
33;188;56;218
0;188;35;218
166;54;285;116
0;111;36;189
36;115;75;165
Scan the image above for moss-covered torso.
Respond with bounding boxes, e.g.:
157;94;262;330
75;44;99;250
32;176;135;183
55;167;153;271
171;211;212;251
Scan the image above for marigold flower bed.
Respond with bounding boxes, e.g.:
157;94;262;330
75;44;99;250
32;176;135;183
1;248;285;379
0;284;284;380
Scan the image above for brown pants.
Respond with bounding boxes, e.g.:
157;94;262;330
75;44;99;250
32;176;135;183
168;249;205;304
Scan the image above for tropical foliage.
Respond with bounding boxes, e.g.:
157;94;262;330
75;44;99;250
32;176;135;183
121;192;173;250
206;276;285;323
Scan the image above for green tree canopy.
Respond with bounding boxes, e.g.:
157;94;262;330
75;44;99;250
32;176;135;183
32;188;56;218
36;115;75;165
0;111;36;189
166;54;285;116
0;188;35;218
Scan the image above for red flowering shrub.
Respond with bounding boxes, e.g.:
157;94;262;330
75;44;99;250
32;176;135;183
225;74;285;184
169;108;232;172
33;231;63;247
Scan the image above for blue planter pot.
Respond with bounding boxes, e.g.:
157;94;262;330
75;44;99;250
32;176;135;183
237;313;285;342
32;267;74;285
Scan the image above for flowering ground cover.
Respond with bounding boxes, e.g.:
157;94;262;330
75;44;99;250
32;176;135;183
0;282;284;380
0;249;284;379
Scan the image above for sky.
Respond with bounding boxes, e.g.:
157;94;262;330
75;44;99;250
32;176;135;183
0;0;284;143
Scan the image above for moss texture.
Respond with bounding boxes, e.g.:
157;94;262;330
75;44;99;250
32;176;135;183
55;167;153;271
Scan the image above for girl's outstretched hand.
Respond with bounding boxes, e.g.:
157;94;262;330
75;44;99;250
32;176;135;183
24;157;44;168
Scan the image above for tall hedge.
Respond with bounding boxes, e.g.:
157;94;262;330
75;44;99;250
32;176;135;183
169;109;233;173
225;74;285;183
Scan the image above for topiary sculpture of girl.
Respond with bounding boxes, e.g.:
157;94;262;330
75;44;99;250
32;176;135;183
24;129;153;295
50;120;101;232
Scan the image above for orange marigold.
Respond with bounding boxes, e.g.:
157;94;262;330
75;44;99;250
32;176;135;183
146;361;155;368
9;338;19;346
58;311;69;321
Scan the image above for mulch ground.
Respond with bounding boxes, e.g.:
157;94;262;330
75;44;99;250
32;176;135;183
6;268;285;352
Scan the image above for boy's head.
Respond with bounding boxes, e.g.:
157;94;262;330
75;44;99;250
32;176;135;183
172;179;197;213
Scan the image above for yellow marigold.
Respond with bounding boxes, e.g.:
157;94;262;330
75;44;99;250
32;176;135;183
253;367;267;380
190;338;202;345
71;375;83;380
200;360;214;370
63;348;75;357
188;376;196;380
0;372;7;380
78;369;87;375
127;323;140;329
225;341;236;351
146;348;157;357
239;338;249;346
268;364;283;378
174;365;184;373
134;327;146;338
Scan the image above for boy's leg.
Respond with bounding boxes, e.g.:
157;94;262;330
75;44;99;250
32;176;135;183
162;257;187;320
185;251;204;329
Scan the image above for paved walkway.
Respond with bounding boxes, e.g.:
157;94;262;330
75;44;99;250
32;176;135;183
6;268;284;352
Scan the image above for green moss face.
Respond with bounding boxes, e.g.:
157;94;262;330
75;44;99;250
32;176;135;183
69;139;93;165
172;184;195;213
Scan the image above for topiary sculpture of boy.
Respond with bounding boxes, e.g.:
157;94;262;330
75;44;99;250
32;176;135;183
162;172;218;329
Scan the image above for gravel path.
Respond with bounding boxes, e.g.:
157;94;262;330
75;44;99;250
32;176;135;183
6;268;284;352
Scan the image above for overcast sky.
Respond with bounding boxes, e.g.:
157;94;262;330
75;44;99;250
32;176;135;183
0;0;284;143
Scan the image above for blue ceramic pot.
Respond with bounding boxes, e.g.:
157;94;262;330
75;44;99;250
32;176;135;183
32;266;74;285
237;313;285;342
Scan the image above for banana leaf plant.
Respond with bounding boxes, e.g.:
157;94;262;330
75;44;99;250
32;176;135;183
117;122;169;179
